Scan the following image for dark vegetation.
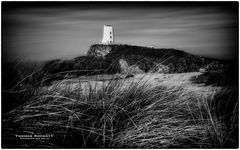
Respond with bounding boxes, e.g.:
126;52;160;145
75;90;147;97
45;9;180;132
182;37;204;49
191;61;238;87
37;56;120;84
30;44;222;86
89;44;215;73
2;61;42;113
209;87;238;147
35;44;226;85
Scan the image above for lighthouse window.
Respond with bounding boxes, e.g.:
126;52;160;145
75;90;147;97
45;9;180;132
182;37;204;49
110;32;111;34
110;36;112;38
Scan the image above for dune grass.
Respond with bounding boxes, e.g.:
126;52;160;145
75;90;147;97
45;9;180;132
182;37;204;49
2;70;238;148
2;58;238;148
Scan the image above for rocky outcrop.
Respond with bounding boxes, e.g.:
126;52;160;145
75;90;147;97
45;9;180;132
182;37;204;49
119;59;144;75
87;44;113;57
149;64;170;74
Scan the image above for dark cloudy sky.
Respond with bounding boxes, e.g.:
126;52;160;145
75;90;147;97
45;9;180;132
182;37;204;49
2;2;238;62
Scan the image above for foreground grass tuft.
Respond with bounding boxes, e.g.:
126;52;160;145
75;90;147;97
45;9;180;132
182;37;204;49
2;76;238;148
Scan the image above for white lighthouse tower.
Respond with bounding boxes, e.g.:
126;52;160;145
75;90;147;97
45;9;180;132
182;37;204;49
101;24;114;44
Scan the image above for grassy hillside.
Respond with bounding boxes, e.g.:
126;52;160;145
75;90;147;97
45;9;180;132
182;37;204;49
31;56;119;85
89;44;218;73
6;44;232;86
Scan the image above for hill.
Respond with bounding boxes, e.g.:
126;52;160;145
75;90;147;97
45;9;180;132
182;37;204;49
88;44;216;73
33;43;231;85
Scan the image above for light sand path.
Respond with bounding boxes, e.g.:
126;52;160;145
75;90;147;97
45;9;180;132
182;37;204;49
45;72;221;97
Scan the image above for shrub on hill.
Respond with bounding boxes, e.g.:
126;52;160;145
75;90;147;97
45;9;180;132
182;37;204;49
37;56;121;84
91;44;213;73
